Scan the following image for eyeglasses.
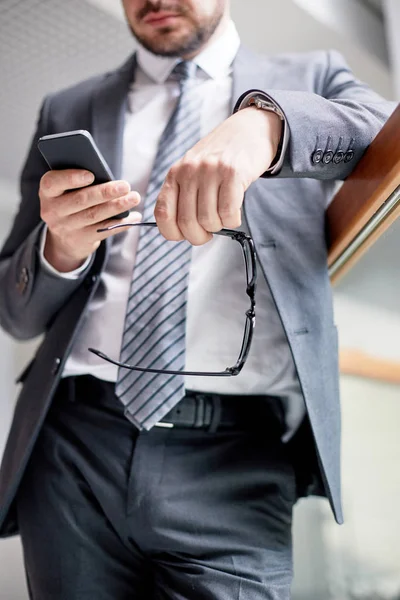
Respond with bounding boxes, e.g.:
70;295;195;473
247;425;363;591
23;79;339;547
88;222;257;377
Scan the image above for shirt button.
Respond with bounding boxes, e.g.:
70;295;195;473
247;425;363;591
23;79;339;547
323;151;333;164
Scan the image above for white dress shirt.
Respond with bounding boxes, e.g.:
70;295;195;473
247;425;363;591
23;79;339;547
40;21;306;441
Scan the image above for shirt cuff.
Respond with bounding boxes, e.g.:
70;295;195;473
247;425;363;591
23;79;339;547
234;89;290;177
39;224;93;280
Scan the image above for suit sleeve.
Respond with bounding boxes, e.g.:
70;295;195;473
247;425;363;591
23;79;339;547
234;50;396;180
0;97;90;340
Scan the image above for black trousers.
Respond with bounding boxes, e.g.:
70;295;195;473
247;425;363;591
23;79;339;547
16;375;298;600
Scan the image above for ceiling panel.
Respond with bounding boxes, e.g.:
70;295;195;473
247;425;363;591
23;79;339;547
0;0;134;187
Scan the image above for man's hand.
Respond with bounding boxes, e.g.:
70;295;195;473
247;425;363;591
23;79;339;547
40;169;141;272
155;106;283;245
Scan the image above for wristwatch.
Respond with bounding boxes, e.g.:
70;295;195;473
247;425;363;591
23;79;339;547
245;95;285;120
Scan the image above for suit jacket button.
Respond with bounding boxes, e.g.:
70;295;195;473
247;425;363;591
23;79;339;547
51;357;61;375
312;150;323;164
16;267;29;295
85;274;98;289
333;151;344;164
344;150;355;163
323;151;333;164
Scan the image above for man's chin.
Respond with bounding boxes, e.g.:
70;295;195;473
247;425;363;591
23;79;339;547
130;20;206;57
137;34;198;58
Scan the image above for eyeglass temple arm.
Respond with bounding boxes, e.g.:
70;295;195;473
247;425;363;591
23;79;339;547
88;348;239;377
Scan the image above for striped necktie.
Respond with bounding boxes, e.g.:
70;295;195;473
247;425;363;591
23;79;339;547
115;61;201;430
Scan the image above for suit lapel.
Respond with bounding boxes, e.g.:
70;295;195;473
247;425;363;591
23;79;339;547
91;53;136;180
91;53;136;259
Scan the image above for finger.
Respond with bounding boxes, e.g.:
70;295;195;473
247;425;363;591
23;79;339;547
40;169;95;198
68;191;141;228
218;171;244;229
176;168;211;245
52;180;132;219
197;169;224;233
154;168;184;241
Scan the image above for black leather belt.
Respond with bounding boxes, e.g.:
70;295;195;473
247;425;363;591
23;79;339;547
59;377;284;435
154;390;283;433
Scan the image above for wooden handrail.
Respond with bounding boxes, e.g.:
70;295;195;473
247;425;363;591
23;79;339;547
339;349;400;385
327;103;400;283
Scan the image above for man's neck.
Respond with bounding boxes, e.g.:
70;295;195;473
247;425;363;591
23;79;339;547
182;13;231;60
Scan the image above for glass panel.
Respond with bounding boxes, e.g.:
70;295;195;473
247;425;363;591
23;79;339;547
292;215;400;599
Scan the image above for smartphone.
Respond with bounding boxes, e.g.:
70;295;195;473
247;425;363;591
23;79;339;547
37;129;129;220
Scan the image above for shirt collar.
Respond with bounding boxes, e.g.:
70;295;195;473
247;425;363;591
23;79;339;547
136;20;240;83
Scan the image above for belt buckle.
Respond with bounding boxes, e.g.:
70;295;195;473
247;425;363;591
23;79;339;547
154;395;209;429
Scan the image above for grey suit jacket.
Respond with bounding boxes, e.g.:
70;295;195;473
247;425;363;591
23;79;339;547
0;45;394;535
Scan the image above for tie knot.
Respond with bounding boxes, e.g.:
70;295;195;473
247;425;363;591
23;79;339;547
172;60;197;82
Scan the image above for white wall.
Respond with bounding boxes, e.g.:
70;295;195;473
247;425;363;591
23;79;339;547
0;180;19;457
0;180;30;600
295;0;388;65
334;294;400;362
0;180;40;458
232;0;393;99
384;0;400;99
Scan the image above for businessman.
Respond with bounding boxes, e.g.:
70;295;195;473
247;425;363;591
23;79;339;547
0;0;393;598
